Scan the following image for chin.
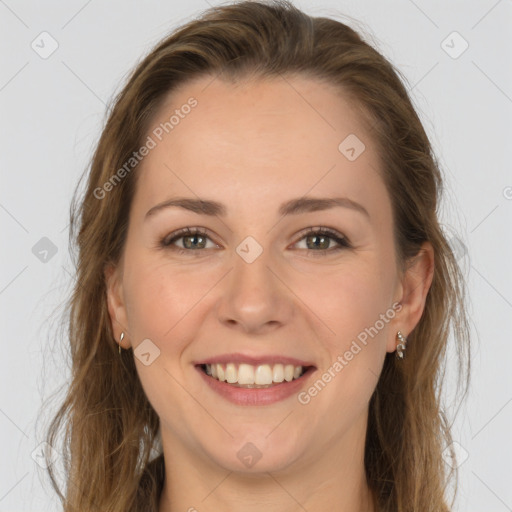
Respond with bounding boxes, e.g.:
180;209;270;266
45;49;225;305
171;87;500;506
203;432;305;474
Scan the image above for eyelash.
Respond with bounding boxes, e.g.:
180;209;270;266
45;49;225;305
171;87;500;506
159;226;352;257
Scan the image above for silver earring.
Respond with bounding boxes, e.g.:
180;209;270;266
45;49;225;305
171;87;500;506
119;332;125;355
396;331;407;360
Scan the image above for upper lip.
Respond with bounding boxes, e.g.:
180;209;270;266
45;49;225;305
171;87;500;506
194;352;316;368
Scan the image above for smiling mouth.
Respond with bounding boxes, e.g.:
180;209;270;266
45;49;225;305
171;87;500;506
197;362;314;388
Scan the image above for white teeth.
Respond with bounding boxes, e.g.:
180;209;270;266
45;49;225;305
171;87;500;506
284;364;294;382
225;363;237;383
254;364;272;385
272;364;284;383
238;364;255;384
203;363;305;386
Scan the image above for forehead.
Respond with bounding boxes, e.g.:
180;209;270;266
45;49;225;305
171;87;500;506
133;74;386;218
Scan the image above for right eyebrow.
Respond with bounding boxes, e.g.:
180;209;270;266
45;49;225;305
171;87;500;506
144;195;370;220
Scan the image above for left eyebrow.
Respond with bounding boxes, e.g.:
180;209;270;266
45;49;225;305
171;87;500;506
144;196;370;220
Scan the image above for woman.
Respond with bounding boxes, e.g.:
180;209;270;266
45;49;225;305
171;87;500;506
43;1;471;510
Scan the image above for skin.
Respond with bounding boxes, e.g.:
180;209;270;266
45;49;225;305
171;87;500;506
105;74;434;512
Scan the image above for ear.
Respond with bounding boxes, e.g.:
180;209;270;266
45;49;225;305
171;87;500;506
104;262;131;349
387;241;435;353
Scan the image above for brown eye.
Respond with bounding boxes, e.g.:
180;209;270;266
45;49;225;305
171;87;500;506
160;227;215;252
294;227;351;255
159;226;351;256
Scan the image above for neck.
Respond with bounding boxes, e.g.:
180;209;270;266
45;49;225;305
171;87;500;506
159;472;374;512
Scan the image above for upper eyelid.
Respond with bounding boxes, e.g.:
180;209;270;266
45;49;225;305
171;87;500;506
163;226;349;247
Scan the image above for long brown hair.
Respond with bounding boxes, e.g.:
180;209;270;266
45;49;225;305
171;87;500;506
41;1;471;510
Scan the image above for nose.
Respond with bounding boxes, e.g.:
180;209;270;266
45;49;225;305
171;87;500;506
215;245;294;335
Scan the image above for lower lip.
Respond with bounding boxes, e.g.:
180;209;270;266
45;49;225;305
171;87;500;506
196;366;316;406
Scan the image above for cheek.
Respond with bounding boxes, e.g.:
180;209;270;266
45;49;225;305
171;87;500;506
303;259;395;347
123;255;234;376
122;260;207;422
300;258;395;416
300;266;393;424
123;257;206;344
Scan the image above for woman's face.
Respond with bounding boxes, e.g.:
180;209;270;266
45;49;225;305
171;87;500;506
106;74;418;474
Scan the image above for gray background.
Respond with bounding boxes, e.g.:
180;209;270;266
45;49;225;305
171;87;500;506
1;0;511;510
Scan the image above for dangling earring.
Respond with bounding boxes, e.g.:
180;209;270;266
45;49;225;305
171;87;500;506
119;332;125;355
396;330;407;360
